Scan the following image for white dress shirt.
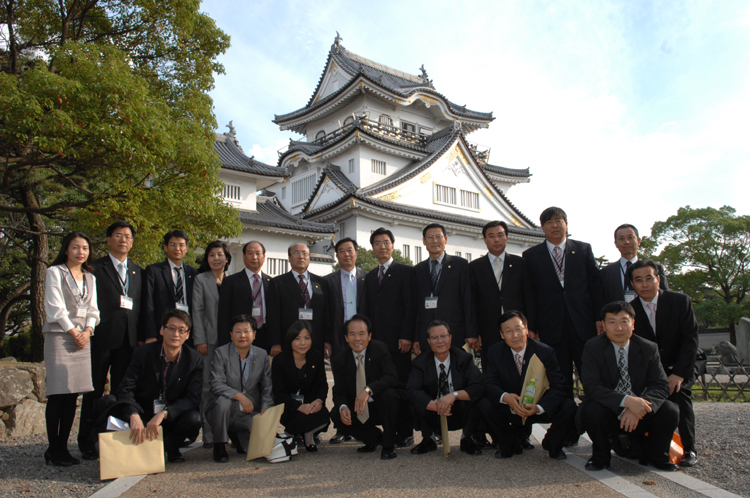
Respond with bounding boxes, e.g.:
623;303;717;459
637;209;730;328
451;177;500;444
245;268;266;318
291;269;313;298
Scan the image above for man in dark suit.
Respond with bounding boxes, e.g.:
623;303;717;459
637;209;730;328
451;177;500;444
78;221;143;459
479;311;576;460
362;227;417;384
522;207;604;404
324;238;366;356
100;309;203;463
602;224;668;304
629;260;699;467
407;320;483;456
580;301;678;471
470;220;535;368
413;223;474;356
142;230;198;344
216;241;275;353
267;243;330;356
330;314;405;460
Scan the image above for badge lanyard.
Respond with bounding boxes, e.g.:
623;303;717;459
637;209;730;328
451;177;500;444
62;266;87;304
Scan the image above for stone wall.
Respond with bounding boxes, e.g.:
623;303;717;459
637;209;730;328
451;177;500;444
0;357;47;438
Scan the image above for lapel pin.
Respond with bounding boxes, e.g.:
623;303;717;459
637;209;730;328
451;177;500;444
572;251;576;254
509;264;513;268
448;265;451;269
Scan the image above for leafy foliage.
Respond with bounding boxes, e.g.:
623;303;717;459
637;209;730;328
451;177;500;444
333;249;413;272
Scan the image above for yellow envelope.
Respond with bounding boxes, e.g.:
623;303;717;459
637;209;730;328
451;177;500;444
246;403;285;461
440;415;450;457
99;431;165;480
521;353;550;425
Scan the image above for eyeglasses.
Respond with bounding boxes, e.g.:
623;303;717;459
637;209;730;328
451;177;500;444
293;251;310;258
168;243;187;249
425;234;445;241
633;275;658;284
428;334;450;342
373;241;392;248
502;326;527;336
164;325;189;335
112;234;133;241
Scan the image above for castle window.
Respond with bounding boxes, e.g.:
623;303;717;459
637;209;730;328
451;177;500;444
371;159;386;175
435;184;456;205
402;245;410;260
379;114;393;126
222;184;241;201
401;121;416;133
348;158;355;174
266;258;289;276
292;174;317;204
415;246;422;262
460;190;480;210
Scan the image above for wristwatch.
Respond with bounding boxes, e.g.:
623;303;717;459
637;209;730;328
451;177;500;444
453;391;459;399
364;386;373;396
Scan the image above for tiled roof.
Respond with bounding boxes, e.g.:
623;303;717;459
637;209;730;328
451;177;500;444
481;163;531;178
215;134;286;177
302;163;359;212
239;197;335;234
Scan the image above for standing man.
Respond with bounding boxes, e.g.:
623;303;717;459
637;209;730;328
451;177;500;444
522;207;604;403
142;230;198;344
216;241;275;353
324;238;366;356
470;220;535;368
602;224;668;304
413;223;474;356
362;227;417;384
267;243;330;356
78;221;143;459
629;260;699;467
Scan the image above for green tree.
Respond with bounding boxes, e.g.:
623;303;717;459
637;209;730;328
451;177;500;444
649;205;750;344
1;1;240;360
333;249;413;272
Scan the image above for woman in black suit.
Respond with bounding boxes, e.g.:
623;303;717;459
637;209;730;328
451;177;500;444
271;321;329;452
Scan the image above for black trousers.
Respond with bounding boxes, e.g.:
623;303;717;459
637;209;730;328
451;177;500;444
78;337;133;452
330;388;403;447
580;399;678;465
412;399;478;439
388;347;413;386
280;406;331;435
669;375;696;452
547;310;587;402
479;396;577;452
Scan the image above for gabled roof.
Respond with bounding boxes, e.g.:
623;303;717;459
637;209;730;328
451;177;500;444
481;163;531;178
301;163;360;212
239;196;335;234
215;133;286;177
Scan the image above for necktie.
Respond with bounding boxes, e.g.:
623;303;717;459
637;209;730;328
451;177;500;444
615;347;634;395
298;274;311;308
624;260;633;291
492;257;503;290
356;354;369;423
344;273;356;321
430;259;439;291
378;265;385;285
515;353;523;375
252;274;264;327
118;262;129;294
646;302;657;333
174;267;183;304
438;364;450;396
552;246;564;283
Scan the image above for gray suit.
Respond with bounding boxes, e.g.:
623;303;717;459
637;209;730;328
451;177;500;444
207;343;273;451
192;270;221;441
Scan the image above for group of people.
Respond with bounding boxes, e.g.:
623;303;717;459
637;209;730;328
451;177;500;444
41;206;699;473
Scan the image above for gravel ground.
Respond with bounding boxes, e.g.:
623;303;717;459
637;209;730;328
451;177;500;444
0;402;747;498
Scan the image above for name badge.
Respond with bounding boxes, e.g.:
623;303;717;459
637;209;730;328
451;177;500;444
76;305;88;318
153;399;167;414
299;308;313;320
252;306;262;317
425;297;438;309
120;296;134;310
624;291;636;302
175;303;189;312
291;393;304;403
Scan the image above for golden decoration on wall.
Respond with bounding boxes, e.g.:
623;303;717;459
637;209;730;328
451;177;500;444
445;145;468;166
419;96;438;105
420;173;431;184
510;215;523;226
483;186;494;199
378;191;401;201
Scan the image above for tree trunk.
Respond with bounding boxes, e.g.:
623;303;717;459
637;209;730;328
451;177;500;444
20;186;48;362
0;284;30;349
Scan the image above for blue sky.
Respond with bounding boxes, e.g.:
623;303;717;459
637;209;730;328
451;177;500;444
201;0;750;261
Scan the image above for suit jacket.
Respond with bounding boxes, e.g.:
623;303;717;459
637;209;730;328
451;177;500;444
581;333;669;415
361;262;417;351
602;260;669;304
522;239;604;343
324;268;367;354
406;346;483;415
216;269;274;349
482;338;568;416
91;255;143;350
331;339;399;411
469;253;535;350
414;253;475;351
267;271;329;353
117;342;203;420
142;260;198;341
191;271;220;347
207;343;273;413
271;349;328;412
631;290;699;381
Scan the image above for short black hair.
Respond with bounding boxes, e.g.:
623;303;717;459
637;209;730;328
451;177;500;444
422;223;446;238
163;230;189;246
286;320;314;350
197;240;232;273
344;313;372;336
498;310;528;330
287;243;309;257
427;319;451;338
243;240;266;255
482;220;509;238
627;259;660;283
161;309;192;330
370;227;395;245
539;207;567;226
600;301;635;320
614;224;640;240
230;314;258;332
106;221;136;238
335;237;358;254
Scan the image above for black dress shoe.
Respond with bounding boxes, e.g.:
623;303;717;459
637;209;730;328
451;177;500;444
472;434;489;449
562;437;580;447
519;438;535;450
60;449;80;465
330;432;352;444
585;458;610;471
495;448;515;459
460;438;482;456
305;444;318;452
213;443;229;463
357;432;381;453
167;450;185;463
236;445;246;455
549;449;567;460
380;446;397;460
81;449;98;461
44;449;73;467
395;435;414;447
410;438;438;455
639;458;678;471
680;451;698;467
314;435;321;445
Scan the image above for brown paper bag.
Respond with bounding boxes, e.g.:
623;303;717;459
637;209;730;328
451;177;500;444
246;403;285;461
521;353;549;425
440;415;450;457
99;431;165;480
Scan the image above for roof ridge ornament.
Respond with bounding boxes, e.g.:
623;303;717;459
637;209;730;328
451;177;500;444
225;120;237;139
334;31;343;51
419;64;433;86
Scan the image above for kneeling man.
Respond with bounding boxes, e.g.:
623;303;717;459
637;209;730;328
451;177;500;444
207;315;273;463
407;320;484;456
580;301;678;471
